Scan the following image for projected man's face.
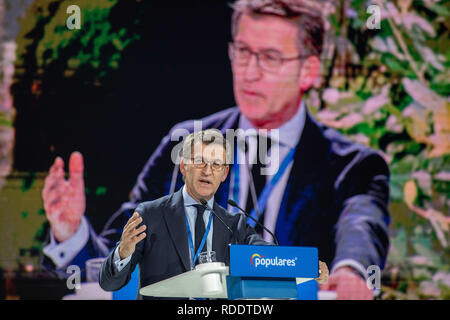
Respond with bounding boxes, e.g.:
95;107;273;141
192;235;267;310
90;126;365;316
231;13;317;129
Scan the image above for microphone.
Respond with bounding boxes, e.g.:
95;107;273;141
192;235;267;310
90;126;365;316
227;199;279;246
200;199;234;237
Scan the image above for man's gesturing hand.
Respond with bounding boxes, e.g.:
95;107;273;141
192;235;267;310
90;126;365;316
315;260;329;284
118;212;147;260
42;152;86;242
319;266;373;300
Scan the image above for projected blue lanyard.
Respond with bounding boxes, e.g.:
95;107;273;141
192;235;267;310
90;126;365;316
184;209;213;268
232;142;296;227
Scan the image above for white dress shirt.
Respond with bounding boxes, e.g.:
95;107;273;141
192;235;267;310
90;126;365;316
43;216;90;269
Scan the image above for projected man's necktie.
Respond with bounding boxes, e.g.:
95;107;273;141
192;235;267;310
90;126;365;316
245;135;271;234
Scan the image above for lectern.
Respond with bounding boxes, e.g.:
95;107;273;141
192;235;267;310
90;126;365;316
139;245;319;300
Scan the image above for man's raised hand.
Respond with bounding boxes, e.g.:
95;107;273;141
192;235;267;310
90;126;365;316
319;266;373;300
42;151;86;242
118;212;147;260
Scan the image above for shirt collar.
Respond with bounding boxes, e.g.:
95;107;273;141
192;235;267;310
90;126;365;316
182;185;214;209
238;100;306;149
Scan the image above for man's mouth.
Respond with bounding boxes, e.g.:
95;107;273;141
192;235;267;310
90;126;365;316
198;179;212;186
242;89;263;97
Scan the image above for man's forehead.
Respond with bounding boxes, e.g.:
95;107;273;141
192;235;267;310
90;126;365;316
234;12;299;53
192;142;226;159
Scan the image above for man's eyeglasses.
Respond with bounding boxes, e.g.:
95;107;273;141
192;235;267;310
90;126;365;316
189;157;227;171
228;42;309;72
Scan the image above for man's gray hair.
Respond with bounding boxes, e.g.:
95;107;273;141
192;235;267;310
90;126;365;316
182;129;232;164
231;0;325;57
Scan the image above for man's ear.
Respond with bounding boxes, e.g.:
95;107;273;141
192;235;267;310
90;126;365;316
299;55;320;92
180;158;186;177
221;165;230;182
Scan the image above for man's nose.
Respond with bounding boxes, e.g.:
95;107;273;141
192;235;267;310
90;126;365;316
244;54;262;82
201;164;213;175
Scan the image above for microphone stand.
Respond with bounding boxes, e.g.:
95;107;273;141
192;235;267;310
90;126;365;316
227;199;279;246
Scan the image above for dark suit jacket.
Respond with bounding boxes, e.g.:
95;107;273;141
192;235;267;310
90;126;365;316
46;106;390;281
99;188;269;298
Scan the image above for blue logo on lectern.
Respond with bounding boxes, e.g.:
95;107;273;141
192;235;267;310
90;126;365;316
250;253;298;268
230;245;318;278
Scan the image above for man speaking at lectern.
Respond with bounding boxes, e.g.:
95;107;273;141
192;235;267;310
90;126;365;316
42;0;388;299
99;130;275;297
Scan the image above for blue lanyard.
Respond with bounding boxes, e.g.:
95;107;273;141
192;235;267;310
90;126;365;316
231;146;240;209
184;210;213;268
232;144;296;227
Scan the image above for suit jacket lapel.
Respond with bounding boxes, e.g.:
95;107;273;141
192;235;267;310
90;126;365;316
163;189;191;271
